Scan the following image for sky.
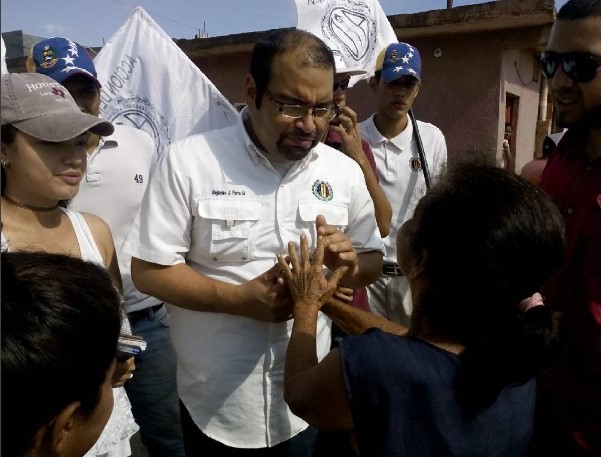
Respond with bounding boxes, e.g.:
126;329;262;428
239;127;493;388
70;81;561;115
2;0;565;48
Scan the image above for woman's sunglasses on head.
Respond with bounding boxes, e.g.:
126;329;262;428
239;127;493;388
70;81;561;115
540;51;601;83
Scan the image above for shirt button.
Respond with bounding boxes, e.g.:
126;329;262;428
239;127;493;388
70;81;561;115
567;208;573;215
241;256;247;260
213;257;218;261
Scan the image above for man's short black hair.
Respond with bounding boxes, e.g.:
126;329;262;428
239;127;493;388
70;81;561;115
249;28;335;109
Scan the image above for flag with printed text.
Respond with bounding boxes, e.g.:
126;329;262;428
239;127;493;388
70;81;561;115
94;7;238;154
295;0;398;87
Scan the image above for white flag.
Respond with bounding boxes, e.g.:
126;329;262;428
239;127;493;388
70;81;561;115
1;35;8;75
295;0;397;87
94;7;238;154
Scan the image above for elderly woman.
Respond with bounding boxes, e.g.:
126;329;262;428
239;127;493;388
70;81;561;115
279;163;564;457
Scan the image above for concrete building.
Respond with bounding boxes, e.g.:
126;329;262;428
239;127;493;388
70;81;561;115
176;0;558;171
3;30;46;60
4;0;560;170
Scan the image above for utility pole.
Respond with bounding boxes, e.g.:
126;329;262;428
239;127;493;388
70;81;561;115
447;0;453;8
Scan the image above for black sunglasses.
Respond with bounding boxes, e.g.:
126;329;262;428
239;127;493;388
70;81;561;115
333;77;351;91
540;51;601;83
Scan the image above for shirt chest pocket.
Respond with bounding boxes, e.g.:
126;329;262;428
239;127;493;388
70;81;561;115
297;201;349;245
196;199;262;262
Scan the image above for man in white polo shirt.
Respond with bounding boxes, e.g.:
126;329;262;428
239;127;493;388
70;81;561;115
124;29;383;456
359;42;448;326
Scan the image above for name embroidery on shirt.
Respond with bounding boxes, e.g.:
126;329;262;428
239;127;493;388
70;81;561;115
312;180;333;202
211;189;247;196
409;157;423;172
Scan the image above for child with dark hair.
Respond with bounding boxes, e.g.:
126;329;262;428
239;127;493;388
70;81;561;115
2;252;123;457
279;162;564;457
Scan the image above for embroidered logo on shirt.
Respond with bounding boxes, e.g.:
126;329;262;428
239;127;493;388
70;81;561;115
409;157;423;172
312;180;334;201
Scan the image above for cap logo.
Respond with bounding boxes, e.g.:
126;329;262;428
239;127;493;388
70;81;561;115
40;45;58;69
312;180;334;201
409;157;423;172
52;87;66;98
387;44;414;65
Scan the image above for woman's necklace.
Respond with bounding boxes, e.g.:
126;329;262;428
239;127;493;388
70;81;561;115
2;195;59;212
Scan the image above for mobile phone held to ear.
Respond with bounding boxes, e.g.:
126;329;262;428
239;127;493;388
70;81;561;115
329;108;342;126
117;333;147;361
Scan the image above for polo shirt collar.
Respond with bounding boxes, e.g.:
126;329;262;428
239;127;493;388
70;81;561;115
364;113;414;151
91;125;118;157
557;128;598;164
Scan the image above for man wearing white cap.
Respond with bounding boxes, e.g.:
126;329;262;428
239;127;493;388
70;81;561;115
359;42;448;326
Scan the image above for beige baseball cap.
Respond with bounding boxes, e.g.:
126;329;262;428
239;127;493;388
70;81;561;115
1;73;113;141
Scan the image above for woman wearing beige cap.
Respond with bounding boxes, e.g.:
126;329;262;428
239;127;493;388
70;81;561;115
0;72;139;457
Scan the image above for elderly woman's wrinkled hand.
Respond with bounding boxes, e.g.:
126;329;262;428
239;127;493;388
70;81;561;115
277;234;348;311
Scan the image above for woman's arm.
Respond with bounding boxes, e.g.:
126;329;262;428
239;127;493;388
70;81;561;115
321;296;408;336
279;235;354;430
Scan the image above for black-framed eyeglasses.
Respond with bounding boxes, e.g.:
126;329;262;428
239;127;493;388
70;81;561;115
265;90;336;120
540;51;601;83
333;77;351;91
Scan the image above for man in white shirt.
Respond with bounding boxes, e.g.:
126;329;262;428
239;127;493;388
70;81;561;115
124;29;383;456
359;42;448;326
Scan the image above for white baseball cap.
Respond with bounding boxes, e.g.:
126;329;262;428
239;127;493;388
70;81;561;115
332;50;367;77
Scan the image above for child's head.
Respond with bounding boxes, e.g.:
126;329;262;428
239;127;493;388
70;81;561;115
2;252;122;457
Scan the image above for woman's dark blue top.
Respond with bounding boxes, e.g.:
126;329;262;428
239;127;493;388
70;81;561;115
338;328;535;457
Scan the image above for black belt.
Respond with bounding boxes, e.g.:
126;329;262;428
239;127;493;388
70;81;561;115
382;262;404;276
128;303;164;323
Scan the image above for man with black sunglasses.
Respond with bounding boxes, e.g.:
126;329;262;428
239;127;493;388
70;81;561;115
527;1;601;456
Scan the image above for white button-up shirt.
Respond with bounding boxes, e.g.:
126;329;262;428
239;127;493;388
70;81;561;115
124;110;384;448
359;114;447;263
